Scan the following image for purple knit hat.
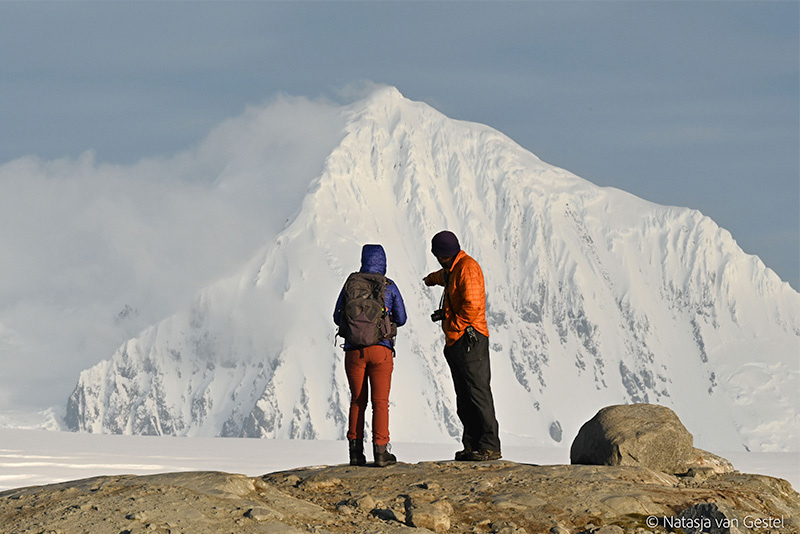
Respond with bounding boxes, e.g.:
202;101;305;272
431;231;460;258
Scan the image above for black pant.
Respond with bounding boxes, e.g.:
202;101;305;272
443;329;501;452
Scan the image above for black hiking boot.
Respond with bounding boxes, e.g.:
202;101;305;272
454;447;473;461
465;448;502;461
349;439;366;466
373;443;397;467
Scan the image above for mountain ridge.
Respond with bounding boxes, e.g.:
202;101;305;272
66;87;800;452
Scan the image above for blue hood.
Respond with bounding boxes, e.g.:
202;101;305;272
360;244;387;275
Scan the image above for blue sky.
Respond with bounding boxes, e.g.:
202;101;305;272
1;0;797;291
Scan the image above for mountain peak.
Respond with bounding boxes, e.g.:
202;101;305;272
364;84;405;103
66;92;800;452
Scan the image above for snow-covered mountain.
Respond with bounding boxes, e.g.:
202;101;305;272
65;87;800;452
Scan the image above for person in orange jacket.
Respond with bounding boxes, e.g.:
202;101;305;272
424;230;501;461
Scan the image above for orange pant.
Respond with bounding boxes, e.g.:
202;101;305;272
344;345;394;446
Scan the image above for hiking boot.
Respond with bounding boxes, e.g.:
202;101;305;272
454;448;473;461
349;439;366;466
373;443;397;467
465;449;502;461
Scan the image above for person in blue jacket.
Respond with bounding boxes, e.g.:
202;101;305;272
334;244;407;466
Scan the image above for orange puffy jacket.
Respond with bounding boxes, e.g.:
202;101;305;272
426;250;489;346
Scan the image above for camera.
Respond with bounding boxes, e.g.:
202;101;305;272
430;309;445;322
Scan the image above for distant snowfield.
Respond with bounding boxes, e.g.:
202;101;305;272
0;428;796;493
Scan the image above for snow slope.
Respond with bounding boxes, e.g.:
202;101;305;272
65;87;800;453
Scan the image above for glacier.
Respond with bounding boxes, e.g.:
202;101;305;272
65;86;800;453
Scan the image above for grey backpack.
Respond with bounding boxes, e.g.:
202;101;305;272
338;272;394;347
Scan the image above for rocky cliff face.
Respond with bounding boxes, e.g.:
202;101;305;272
65;87;800;452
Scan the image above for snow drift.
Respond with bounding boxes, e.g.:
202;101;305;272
66;87;800;452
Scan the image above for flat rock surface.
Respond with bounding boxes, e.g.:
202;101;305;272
2;460;798;534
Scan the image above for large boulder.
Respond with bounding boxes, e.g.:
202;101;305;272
570;404;695;474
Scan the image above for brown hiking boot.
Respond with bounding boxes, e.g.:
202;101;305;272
373;443;397;467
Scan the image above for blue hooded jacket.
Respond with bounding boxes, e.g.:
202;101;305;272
333;244;407;351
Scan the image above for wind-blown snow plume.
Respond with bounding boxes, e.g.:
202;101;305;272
66;87;800;452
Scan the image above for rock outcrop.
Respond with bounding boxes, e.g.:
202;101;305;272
570;404;734;477
1;459;797;534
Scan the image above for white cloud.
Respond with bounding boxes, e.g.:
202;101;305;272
0;94;346;411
